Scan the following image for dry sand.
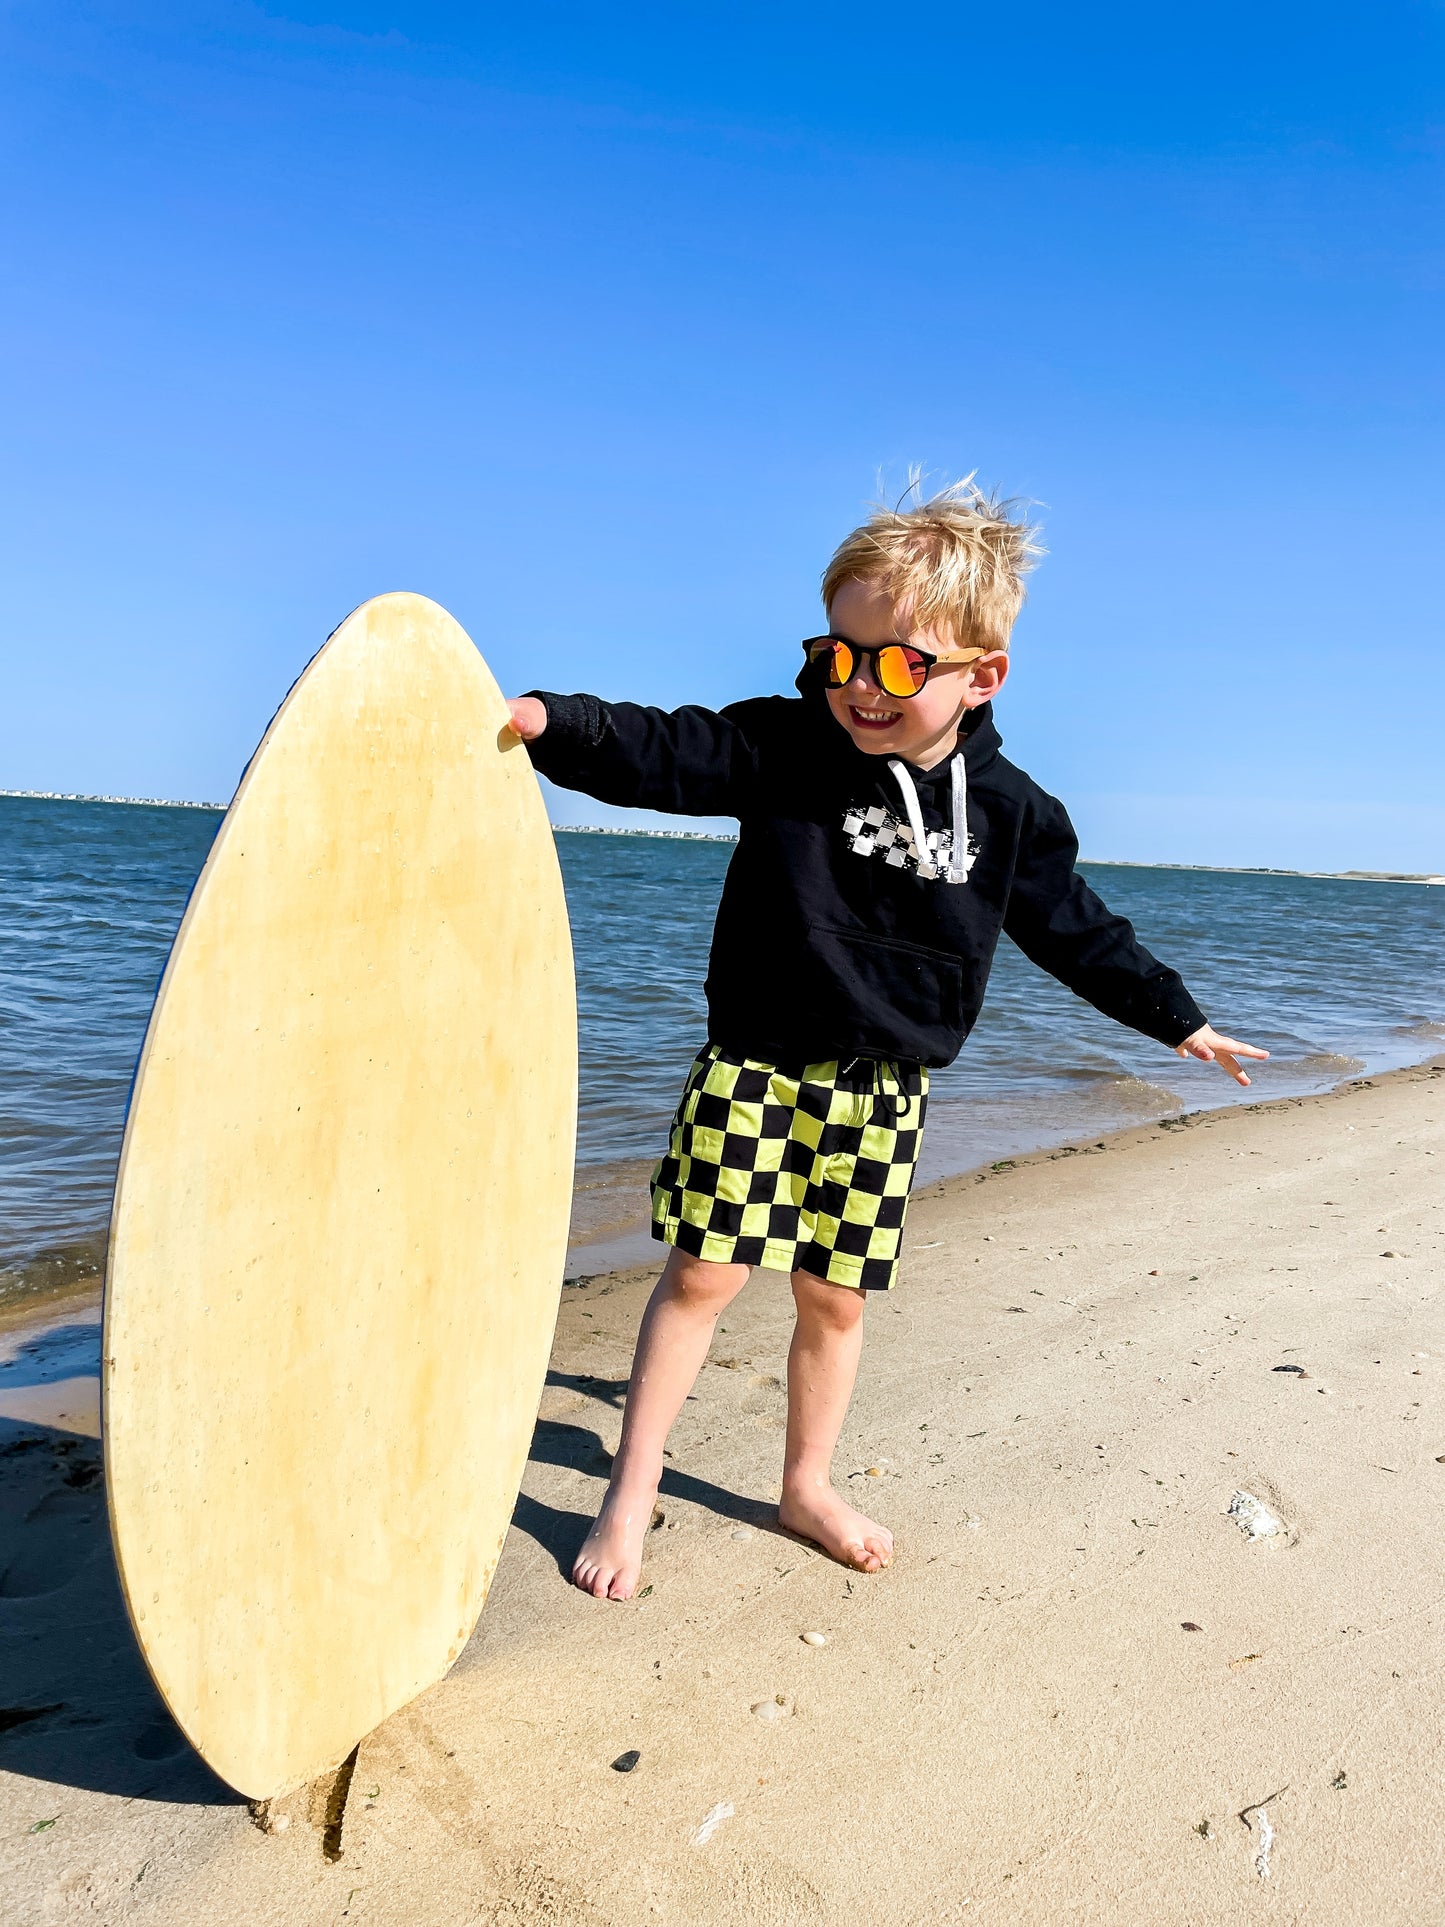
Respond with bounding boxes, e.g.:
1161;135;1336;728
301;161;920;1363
3;1059;1443;1925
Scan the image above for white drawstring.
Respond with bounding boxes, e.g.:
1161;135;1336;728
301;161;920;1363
887;754;974;884
887;758;931;867
948;750;970;883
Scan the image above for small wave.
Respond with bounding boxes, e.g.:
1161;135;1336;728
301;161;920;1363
1394;1018;1445;1040
1098;1076;1186;1109
1042;1061;1143;1087
1282;1052;1367;1080
0;1233;106;1309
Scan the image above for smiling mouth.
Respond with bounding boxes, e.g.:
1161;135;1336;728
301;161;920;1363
847;704;902;731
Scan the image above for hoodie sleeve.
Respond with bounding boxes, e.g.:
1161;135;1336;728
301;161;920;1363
1002;787;1207;1047
521;691;763;818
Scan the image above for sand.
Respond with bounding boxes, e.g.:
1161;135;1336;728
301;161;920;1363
2;1058;1443;1924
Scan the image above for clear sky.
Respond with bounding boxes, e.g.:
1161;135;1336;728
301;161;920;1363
3;4;1442;869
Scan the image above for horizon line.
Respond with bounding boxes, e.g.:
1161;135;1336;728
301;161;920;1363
3;790;1440;886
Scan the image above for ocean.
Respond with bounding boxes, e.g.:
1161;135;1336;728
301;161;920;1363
2;791;1442;1300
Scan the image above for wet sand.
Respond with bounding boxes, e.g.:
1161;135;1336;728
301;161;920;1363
2;1059;1443;1923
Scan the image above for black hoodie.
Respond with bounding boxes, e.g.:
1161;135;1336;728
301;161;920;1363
525;679;1206;1070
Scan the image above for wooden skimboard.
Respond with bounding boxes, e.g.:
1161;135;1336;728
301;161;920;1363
103;592;576;1800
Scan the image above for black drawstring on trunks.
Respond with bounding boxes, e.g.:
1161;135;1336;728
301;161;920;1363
841;1055;912;1125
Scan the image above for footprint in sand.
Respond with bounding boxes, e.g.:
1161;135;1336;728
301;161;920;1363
132;1716;191;1762
0;1480;106;1599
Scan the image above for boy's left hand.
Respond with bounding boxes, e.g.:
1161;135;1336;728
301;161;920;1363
1176;1024;1269;1087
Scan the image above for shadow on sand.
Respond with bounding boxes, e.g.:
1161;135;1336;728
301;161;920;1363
0;1416;235;1806
508;1414;782;1581
0;1386;775;1801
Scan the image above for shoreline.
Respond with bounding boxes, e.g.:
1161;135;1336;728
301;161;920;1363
559;1035;1445;1276
5;1053;1441;1434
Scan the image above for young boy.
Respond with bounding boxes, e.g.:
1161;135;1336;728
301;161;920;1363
506;479;1265;1601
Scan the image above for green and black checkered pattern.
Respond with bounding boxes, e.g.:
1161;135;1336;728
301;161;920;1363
650;1045;929;1291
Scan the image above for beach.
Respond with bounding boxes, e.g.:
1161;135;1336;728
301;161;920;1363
3;1056;1443;1923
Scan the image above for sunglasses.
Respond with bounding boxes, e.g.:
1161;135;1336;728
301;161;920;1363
802;634;985;700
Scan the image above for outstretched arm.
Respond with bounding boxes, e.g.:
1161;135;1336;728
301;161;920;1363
505;691;760;818
1004;790;1268;1084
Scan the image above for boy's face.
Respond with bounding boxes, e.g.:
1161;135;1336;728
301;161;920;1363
822;578;1009;770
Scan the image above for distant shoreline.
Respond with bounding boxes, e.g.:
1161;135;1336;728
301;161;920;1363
0;788;228;811
1077;856;1445;886
3;789;1440;882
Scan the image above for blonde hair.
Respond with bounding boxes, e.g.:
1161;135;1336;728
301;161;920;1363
821;473;1044;654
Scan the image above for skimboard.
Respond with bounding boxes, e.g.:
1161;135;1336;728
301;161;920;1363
103;593;576;1800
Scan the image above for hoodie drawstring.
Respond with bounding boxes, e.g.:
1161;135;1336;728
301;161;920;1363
886;753;973;884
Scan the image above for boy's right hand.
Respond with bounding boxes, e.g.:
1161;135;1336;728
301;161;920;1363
505;697;547;741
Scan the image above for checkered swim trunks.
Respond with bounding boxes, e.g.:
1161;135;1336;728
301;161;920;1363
650;1045;929;1291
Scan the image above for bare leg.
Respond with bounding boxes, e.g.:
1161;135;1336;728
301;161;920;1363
571;1247;750;1600
778;1269;893;1572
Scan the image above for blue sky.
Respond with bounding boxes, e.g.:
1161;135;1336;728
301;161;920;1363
2;3;1442;868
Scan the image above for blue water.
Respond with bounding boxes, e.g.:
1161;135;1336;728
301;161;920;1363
2;792;1443;1292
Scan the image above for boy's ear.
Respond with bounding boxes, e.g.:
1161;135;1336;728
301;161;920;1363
962;651;1009;707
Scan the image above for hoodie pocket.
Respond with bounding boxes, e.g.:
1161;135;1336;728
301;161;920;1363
806;922;965;1055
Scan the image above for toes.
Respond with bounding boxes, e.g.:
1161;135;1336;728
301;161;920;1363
849;1524;893;1572
572;1557;608;1598
573;1554;639;1601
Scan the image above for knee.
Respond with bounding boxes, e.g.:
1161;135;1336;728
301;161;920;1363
792;1270;865;1333
662;1252;746;1316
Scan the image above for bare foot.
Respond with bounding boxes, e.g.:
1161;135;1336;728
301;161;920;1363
778;1483;893;1572
571;1483;657;1600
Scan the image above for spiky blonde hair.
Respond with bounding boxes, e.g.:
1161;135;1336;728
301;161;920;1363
821;474;1044;655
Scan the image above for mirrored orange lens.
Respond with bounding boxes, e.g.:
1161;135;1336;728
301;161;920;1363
876;645;928;697
809;639;854;685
